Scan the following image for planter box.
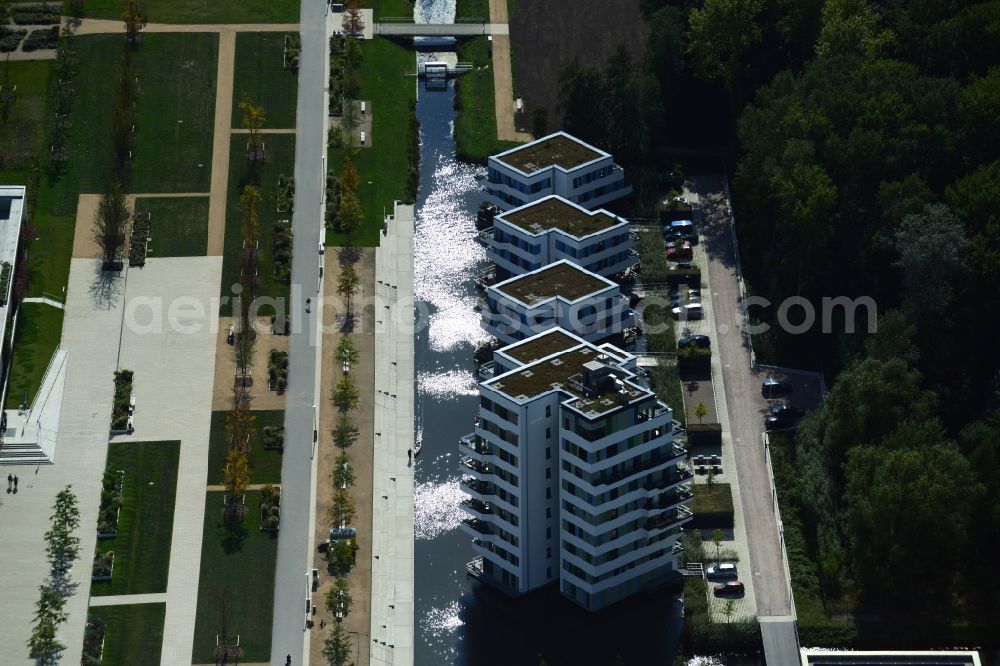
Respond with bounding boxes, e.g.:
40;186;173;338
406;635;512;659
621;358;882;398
92;553;115;582
260;486;281;532
689;483;734;529
686;422;722;446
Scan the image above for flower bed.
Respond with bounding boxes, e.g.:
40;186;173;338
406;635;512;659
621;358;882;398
263;425;284;451
260;484;281;532
276;174;294;213
97;470;125;538
82;618;105;665
22;25;58;51
110;370;134;431
12;9;61;25
92;550;115;582
0;27;27;52
267;349;289;393
283;34;301;71
128;212;150;267
272;220;292;282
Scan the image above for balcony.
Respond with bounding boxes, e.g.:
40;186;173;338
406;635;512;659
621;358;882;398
644;505;693;532
643;466;694;493
461;498;494;517
459;433;492;460
645;485;693;512
476;227;494;247
462;517;494;536
586;444;688;488
460;477;495;498
478;361;495;379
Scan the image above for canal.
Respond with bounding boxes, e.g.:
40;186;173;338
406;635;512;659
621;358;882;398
409;2;684;664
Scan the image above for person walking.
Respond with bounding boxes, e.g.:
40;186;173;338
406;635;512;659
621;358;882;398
7;474;11;491
13;475;18;491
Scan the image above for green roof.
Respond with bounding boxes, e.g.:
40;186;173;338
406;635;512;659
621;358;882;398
502;198;620;238
501;329;581;365
496;134;602;173
496;262;609;305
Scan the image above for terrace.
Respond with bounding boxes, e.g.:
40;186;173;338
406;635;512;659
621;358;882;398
496;261;609;305
501;197;620;238
496;134;602;173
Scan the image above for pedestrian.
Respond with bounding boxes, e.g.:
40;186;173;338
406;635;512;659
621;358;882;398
320;618;326;629
6;474;11;491
13;475;18;491
286;655;292;665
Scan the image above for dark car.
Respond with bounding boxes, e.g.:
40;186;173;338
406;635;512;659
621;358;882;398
765;412;796;430
713;581;745;596
761;378;793;398
771;403;803;417
678;335;711;349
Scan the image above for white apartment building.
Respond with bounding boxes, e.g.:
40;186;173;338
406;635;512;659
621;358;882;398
459;328;692;611
483;260;634;345
482;195;637;280
486;132;632;211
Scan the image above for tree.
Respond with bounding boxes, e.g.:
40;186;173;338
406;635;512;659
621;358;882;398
557;59;606;146
815;0;893;61
93;183;129;269
323;621;352;666
336;335;359;367
712;528;723;565
329;538;355;574
328;490;356;528
895;203;969;320
223;448;250;517
337;264;359;310
333;414;358;448
236;185;262;376
335;188;363;239
687;0;764;104
326;576;353;617
27;584;67;659
342;0;365;37
239;95;267;163
122;0;146;45
694;401;708;424
531;106;548;137
333;376;359;411
339;161;360;194
333;452;356;488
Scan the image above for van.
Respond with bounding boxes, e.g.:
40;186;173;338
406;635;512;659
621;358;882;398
705;563;738;580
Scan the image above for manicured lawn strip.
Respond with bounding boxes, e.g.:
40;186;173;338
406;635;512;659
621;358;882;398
87;603;165;666
93;441;180;596
371;0;414;20
206;409;284;485
327;38;416;247
232;32;298;130
455;0;489;20
136;196;210;257
219;132;295;315
192;491;278;663
0;60;52;182
454;36;520;163
131;33;218;194
4;302;63;409
25;201;74;298
83;0;299;23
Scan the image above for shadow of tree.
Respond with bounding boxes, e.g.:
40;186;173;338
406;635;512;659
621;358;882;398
221;511;248;554
87;262;126;310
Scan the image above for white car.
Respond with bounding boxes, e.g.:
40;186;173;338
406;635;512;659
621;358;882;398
672;303;703;320
705;563;738;580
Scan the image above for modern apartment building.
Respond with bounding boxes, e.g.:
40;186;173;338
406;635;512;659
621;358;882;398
483;260;634;345
459;328;692;611
482;195;637;280
486;132;632;211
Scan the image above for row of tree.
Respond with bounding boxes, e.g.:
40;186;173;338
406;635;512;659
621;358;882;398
27;486;81;660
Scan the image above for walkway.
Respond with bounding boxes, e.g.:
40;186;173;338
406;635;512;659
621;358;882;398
89;592;168;606
369;203;416;666
208;30;236;256
20;295;65;309
373;21;508;36
269;0;329;662
72;18;299;35
488;0;532;143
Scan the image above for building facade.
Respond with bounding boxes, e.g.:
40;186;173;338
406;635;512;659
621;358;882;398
459;328;692;611
486;133;632;211
483;260;634;345
482;195;637;280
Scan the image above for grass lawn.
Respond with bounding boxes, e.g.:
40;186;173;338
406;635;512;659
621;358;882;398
131;33;218;194
93;441;180;596
691;483;734;514
136;196;210;257
207;410;284;485
192;491;278;663
87;603;165;666
220;132;295;315
0;60;52;183
456;0;489;20
232;32;298;130
83;0;300;23
371;0;414;20
4;303;63;409
454;36;521;163
327;38;416;246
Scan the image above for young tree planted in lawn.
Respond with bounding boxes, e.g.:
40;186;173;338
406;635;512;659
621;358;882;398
340;161;360;194
323;621;352;666
223;448;251;518
712;528;723;565
122;0;147;46
333;376;359;411
335;188;363;240
342;0;365;37
236;185;261;379
93;183;129;270
239;95;267;164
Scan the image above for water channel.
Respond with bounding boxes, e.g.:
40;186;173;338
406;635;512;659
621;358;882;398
409;2;683;663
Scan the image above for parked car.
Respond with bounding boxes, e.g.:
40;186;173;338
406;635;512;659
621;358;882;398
713;581;745;596
678;335;711;349
673;262;695;271
705;563;738;580
672;303;703;319
666;242;693;260
761;378;793;398
765;412;797;430
770;403;803;417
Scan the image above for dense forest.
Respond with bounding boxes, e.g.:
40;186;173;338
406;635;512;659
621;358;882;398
557;0;1000;647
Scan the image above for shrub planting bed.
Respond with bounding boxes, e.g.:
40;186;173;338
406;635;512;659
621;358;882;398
268;349;288;392
689;483;735;529
97;470;125;537
686;422;722;446
128;211;150;267
92;550;115;581
110;369;134;431
12;7;62;25
262;425;284;451
0;27;27;52
82;617;106;664
260;484;280;531
22;26;58;51
272;219;292;281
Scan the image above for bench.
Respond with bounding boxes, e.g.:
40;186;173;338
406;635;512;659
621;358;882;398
360;130;366;145
360;101;366;114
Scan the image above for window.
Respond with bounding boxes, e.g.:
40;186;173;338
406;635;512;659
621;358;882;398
546;507;552;519
545;428;551;439
547;566;552;578
546;487;551;499
547;547;552;559
546;447;551;459
547;527;552;539
546;468;552;479
545;405;551;418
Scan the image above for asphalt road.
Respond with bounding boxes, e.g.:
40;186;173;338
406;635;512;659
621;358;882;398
693;175;793;618
270;1;329;663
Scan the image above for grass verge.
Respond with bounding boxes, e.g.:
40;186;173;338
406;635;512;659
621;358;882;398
93;441;180;595
83;0;300;23
87;603;165;666
207;410;284;485
370;0;414;20
232;32;298;130
454;36;521;163
136;196;210;257
327;38;416;247
131;33;218;194
4;302;63;409
192;491;278;663
456;0;489;20
220;132;295;315
0;60;51;183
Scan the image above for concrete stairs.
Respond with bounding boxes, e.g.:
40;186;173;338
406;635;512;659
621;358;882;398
0;439;51;465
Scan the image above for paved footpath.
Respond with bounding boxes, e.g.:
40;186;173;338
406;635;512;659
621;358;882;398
73;18;298;35
0;259;126;664
488;0;532;143
208;31;236;256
